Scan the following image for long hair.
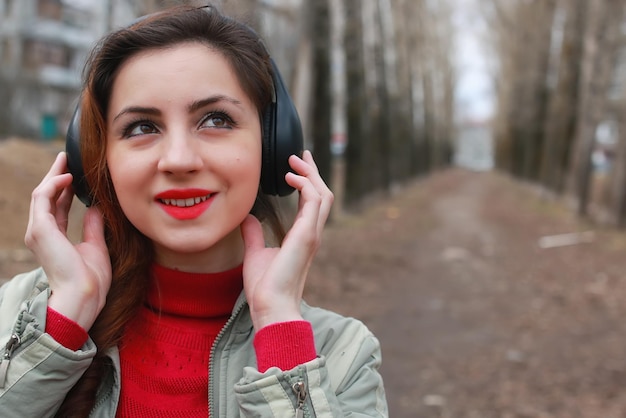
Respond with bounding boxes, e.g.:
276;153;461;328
56;5;286;416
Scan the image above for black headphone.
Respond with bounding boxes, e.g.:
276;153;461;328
66;16;303;206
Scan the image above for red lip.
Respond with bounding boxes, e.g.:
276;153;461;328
155;188;215;220
155;188;213;199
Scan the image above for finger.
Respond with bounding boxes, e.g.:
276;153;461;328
82;206;106;248
302;149;318;168
31;173;73;220
300;151;334;232
288;152;334;201
316;189;333;236
284;173;322;244
55;181;75;233
288;153;314;177
286;168;333;236
240;214;266;253
30;154;72;218
25;175;76;268
285;173;321;214
27;172;74;239
42;152;69;182
28;154;65;227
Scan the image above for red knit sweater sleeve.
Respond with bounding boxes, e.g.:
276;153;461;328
253;320;317;373
46;306;89;351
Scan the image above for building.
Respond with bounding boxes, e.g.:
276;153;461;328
0;0;309;140
0;0;148;139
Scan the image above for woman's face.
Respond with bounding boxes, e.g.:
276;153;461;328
106;42;262;271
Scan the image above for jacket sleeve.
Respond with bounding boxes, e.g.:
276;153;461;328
233;312;388;417
0;270;97;418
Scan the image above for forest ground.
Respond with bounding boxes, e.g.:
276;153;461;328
2;137;626;417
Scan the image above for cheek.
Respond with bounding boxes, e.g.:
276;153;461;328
107;167;133;215
106;150;146;209
229;156;261;194
106;154;126;194
228;141;262;182
227;150;262;211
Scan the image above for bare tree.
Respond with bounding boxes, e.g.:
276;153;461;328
390;0;420;179
343;0;369;206
488;0;557;180
567;0;625;216
540;0;587;193
610;111;626;226
309;0;332;185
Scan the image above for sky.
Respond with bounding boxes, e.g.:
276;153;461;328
61;0;95;9
452;0;495;123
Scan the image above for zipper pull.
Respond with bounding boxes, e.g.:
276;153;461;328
292;381;307;418
0;334;21;389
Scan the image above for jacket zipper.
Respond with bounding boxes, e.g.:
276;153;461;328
0;333;21;389
292;381;307;418
0;310;25;390
208;297;247;417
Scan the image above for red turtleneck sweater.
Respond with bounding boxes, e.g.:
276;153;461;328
45;264;317;417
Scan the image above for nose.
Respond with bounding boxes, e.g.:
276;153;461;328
157;132;203;174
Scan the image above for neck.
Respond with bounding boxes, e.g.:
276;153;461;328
154;227;244;273
147;263;243;318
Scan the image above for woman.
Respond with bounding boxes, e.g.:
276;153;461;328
0;5;387;417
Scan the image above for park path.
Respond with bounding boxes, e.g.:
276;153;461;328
306;168;626;418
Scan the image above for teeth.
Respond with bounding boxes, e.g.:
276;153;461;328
160;195;211;207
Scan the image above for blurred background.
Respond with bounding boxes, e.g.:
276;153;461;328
3;0;626;417
0;0;462;216
3;0;625;224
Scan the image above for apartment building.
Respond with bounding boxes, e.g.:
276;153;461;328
0;0;308;140
0;0;144;139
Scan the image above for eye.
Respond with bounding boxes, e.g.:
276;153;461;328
122;120;159;138
200;111;236;130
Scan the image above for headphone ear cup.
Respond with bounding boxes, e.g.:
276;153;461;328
260;104;276;195
65;105;93;206
262;58;303;197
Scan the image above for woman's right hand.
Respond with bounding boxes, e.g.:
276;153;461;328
24;152;111;330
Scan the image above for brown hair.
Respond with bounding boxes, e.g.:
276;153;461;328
56;5;285;416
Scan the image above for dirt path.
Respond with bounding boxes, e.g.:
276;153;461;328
3;138;626;417
306;169;626;418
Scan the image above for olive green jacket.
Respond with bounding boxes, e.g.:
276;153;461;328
0;268;388;417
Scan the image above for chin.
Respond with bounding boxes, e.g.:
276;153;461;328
161;239;220;254
156;229;241;254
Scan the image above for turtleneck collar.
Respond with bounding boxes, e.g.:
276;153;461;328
147;263;244;319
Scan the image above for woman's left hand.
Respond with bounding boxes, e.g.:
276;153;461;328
240;150;334;331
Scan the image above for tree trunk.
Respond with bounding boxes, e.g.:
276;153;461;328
521;0;556;181
567;0;624;216
309;0;332;185
611;112;626;226
343;0;367;207
540;0;586;192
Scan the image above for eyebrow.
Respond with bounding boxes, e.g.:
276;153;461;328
188;95;243;113
112;106;160;123
112;95;244;123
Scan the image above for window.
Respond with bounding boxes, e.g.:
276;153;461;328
22;39;69;69
37;0;62;21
